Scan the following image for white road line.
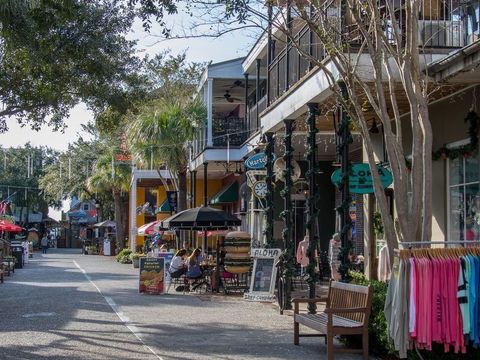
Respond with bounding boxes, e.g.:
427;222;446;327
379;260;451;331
73;260;163;360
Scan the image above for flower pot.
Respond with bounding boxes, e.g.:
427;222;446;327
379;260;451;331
133;258;140;268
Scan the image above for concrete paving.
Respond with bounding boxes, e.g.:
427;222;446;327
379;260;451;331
0;249;369;359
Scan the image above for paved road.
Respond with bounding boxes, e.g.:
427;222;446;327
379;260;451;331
0;249;367;360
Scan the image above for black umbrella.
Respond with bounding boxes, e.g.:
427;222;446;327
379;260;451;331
161;206;241;230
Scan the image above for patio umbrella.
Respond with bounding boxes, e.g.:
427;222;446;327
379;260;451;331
93;220;117;228
161;206;241;230
137;220;163;236
0;220;23;233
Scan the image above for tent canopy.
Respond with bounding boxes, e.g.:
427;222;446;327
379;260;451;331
210;181;238;205
161;206;241;230
0;220;23;233
94;220;116;228
137;220;162;236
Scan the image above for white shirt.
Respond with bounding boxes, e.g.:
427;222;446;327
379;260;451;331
169;256;185;272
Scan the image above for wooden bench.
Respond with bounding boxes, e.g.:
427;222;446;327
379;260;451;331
293;281;373;360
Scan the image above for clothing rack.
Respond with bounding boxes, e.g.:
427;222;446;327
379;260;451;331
398;240;480;248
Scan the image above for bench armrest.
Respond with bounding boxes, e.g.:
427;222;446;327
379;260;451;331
293;297;328;313
325;307;368;314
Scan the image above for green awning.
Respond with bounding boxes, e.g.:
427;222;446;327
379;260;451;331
210;181;239;205
155;198;171;213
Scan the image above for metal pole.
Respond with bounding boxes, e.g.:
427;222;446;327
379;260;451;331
256;59;261;129
244;73;249;134
285;1;292;91
338;81;352;281
189;170;194;209
281;119;295;309
203;163;208;207
306;103;319;313
264;132;275;248
267;4;273;106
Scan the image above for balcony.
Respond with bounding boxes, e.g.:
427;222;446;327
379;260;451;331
264;0;471;105
192;117;249;158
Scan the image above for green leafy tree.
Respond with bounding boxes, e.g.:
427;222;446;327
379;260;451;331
0;0;145;132
87;151;131;250
0;144;58;225
127;99;206;212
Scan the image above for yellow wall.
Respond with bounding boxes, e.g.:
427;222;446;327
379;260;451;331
134;179;223;247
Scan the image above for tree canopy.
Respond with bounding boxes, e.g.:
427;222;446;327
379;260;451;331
0;0;146;132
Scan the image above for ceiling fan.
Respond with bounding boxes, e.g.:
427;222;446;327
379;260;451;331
215;90;242;103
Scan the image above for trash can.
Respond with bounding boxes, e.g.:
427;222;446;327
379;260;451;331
11;245;24;269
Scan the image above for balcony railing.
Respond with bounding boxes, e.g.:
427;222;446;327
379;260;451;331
247;95;267;136
212;117;248;147
266;0;472;104
192;117;249;158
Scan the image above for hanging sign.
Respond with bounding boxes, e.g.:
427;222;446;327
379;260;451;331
166;191;178;213
244;248;281;302
331;163;393;194
139;257;165;294
246;170;267;187
244;152;276;170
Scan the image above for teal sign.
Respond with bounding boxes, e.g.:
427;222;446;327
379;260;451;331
244;152;276;169
331;163;393;194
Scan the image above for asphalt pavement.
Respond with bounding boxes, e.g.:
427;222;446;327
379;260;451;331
0;249;368;360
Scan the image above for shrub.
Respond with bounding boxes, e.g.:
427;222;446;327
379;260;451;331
129;252;145;261
348;271;396;357
116;248;132;264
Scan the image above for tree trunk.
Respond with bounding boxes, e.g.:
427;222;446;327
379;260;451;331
177;170;187;212
113;190;125;251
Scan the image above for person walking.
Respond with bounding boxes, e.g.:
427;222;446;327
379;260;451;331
41;234;49;254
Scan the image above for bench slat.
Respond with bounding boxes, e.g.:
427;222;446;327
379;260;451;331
295;313;363;331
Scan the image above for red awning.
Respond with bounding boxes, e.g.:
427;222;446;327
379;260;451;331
0;220;23;233
137;220;162;236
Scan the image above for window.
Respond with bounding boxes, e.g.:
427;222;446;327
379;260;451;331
82;204;89;211
448;149;480;241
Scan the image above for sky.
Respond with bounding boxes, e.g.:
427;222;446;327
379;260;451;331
0;10;258;219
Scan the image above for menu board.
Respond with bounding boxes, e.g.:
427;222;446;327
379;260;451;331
252;258;274;292
244;248;281;302
157;252;174;284
139;257;165;294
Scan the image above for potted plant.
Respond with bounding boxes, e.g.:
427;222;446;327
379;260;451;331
130;252;144;268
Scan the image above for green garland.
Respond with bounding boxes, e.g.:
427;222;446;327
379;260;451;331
432;111;479;160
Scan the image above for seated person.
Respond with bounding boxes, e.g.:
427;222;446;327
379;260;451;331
169;249;187;278
186;248;203;279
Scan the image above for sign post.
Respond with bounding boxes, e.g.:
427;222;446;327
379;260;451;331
244;248;281;302
331;163;393;194
139;257;165;294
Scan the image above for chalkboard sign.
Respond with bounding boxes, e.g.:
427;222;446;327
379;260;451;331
252;258;274;292
139;257;165;294
244;248;281;302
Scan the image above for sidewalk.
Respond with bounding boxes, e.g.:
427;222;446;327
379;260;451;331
75;251;371;360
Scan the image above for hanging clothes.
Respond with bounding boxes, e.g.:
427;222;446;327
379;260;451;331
378;244;391;282
385;247;480;358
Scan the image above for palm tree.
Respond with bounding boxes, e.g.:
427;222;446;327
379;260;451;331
87;151;131;251
127;98;206;212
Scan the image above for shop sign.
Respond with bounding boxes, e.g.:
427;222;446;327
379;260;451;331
139;257;165;294
244;248;281;302
166;191;178;213
246;170;267;187
244;152;276;170
331;163;393;194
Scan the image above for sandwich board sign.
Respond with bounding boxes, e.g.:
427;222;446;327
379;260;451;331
244;248;281;302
